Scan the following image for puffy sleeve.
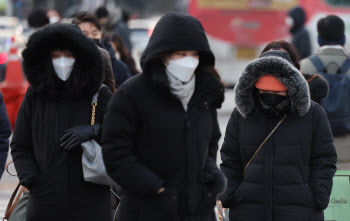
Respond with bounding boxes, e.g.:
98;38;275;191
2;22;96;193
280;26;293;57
202;109;227;195
11;88;40;188
0;92;11;179
219;108;244;208
309;104;337;210
102;88;163;195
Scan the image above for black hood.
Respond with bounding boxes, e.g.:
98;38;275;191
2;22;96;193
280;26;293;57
235;52;310;118
22;23;103;99
288;7;306;34
140;12;215;71
139;13;223;108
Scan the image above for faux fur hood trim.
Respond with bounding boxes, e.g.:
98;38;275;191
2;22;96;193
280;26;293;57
235;56;310;118
22;23;103;99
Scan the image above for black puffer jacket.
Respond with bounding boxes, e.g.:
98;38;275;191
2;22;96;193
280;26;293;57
289;7;311;59
304;74;329;105
220;54;337;221
11;24;112;221
0;91;11;179
102;13;225;221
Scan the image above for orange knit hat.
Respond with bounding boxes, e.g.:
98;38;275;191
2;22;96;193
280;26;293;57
254;75;288;91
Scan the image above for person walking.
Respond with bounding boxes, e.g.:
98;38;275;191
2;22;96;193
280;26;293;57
287;6;311;59
0;91;11;180
95;7;133;53
301;15;350;169
301;15;348;75
104;32;140;75
11;23;112;221
72;12;131;87
102;12;226;221
220;47;337;220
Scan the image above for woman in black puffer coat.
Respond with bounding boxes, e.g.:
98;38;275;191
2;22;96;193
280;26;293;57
102;13;226;221
11;23;112;221
220;48;337;221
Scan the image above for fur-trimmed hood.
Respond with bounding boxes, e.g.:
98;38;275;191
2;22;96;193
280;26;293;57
22;23;103;99
235;51;310;118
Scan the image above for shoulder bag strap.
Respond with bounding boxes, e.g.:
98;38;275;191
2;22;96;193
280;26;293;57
5;161;17;176
90;85;106;125
3;184;25;220
243;115;287;176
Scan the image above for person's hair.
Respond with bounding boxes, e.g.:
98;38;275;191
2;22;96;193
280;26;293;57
95;7;109;19
317;15;345;42
261;40;301;70
104;32;139;75
72;11;101;31
121;9;131;22
27;9;49;28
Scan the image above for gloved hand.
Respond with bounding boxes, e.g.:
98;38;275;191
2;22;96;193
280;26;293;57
60;124;101;150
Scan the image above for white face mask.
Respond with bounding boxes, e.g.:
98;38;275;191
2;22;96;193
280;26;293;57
115;52;121;60
49;16;60;24
285;16;294;27
166;56;199;83
52;57;75;81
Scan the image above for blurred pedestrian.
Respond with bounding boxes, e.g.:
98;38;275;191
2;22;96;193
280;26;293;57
72;12;131;87
46;9;62;24
104;32;140;75
301;15;348;74
11;23;112;221
220;47;336;220
287;6;311;59
27;9;49;29
95;6;109;28
301;15;350;169
95;7;133;53
0;91;11;180
262;40;328;105
26;9;49;39
102;13;226;221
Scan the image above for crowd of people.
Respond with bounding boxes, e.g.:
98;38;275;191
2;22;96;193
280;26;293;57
0;4;347;221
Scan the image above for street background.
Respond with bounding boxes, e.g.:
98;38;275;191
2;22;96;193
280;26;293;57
1;0;350;218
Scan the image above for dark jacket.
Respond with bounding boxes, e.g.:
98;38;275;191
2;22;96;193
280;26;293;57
289;7;311;59
102;13;225;221
11;23;112;221
220;55;337;221
99;47;116;92
101;40;131;87
304;74;329;105
0;91;11;179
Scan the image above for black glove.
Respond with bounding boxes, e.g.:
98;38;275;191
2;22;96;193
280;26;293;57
203;160;227;195
60;124;101;150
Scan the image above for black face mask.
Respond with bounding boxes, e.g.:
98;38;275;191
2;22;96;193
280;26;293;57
258;93;290;117
259;93;286;107
89;38;102;47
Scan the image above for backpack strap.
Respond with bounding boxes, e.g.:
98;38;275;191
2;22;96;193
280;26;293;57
310;55;327;73
339;57;350;74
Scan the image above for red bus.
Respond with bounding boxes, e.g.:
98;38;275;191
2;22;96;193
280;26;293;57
188;0;350;83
